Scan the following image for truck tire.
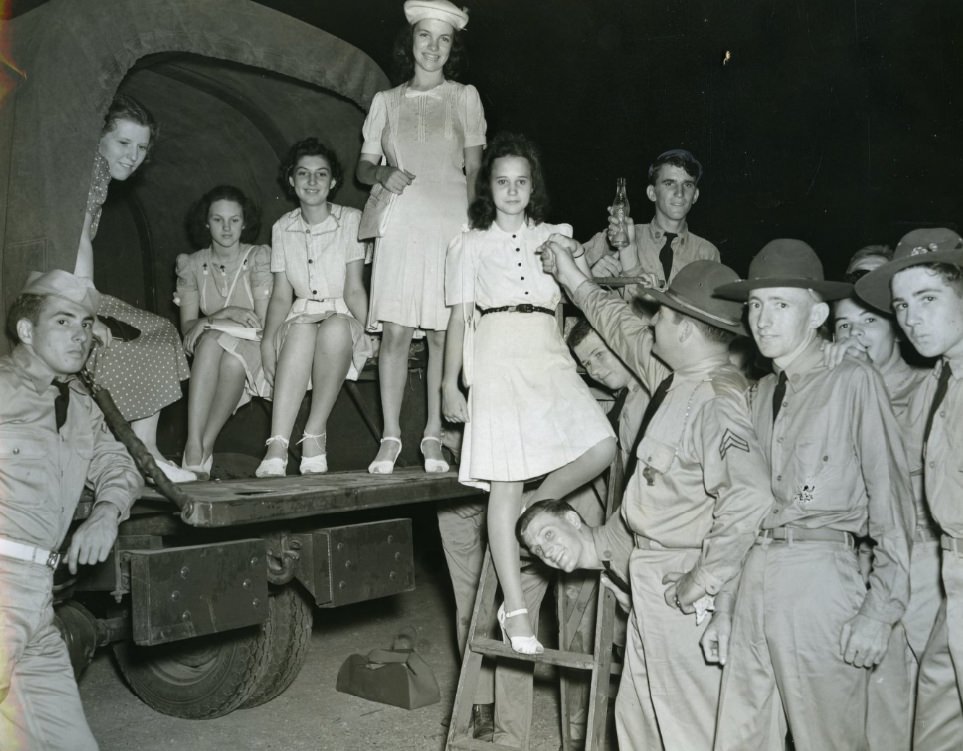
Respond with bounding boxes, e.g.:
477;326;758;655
113;625;270;719
240;586;313;708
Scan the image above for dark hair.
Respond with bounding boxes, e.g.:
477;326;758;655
515;499;579;546
914;262;963;297
278;138;344;203
188;185;261;248
468;132;549;230
6;293;47;344
647;148;703;186
102;94;158;153
566;318;596;351
391;23;467;84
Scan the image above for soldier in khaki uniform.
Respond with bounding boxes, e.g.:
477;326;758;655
541;238;773;751
855;227;963;750
835;244;937;751
0;271;142;750
709;240;913;751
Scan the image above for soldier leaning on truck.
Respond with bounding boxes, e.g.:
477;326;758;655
0;270;141;751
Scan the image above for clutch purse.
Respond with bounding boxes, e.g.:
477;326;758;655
358;184;397;240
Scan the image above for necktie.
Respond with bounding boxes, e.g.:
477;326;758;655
54;380;70;431
607;387;630;434
659;232;677;283
601;559;631;594
624;373;674;484
923;362;952;449
772;370;788;425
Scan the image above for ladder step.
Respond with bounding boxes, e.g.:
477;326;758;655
468;636;597;670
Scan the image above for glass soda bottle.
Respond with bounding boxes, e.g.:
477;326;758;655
610;177;630;248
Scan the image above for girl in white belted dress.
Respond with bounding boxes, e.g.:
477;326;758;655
442;133;616;653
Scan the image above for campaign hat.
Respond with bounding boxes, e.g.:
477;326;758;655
644;260;746;335
855;227;963;310
715;239;852;301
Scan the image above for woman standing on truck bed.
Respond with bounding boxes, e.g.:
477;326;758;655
76;94;195;482
357;0;486;475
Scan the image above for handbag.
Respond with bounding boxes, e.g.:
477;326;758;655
336;648;440;710
358;183;397;241
358;88;405;241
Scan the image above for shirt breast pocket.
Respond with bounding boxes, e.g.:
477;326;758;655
0;430;46;463
636;435;677;497
790;439;846;511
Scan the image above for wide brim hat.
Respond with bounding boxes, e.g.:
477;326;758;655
644;260;747;335
855;227;963;311
403;0;469;30
20;270;100;316
715;238;853;301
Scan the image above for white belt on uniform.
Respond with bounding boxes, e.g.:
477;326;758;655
0;537;61;569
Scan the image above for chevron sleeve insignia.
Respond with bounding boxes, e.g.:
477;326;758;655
719;428;750;459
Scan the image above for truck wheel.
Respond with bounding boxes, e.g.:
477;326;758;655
113;626;270;719
240;586;313;708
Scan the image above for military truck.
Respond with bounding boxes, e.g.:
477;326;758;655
2;0;479;718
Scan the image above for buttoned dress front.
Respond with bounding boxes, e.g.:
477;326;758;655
362;82;487;332
175;244;273;409
572;280;773;751
715;341;913;751
445;221;613;490
906;357;963;750
0;346;141;751
270;205;371;381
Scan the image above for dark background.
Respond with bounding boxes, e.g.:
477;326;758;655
8;0;963;277
253;0;963;278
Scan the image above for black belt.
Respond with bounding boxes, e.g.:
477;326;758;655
479;304;554;317
757;527;855;547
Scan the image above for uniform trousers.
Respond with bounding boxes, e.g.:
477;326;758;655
0;558;98;751
913;546;963;750
493;485;604;748
615;546;720;751
866;538;942;751
715;540;869;751
437;500;494;705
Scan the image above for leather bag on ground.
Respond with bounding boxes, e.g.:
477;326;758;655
336;648;440;710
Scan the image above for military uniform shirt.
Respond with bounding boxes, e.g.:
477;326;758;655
905;356;963;539
573;280;772;596
752;340;912;624
582;217;719;293
0;346;141;550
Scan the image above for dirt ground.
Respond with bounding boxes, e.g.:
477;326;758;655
78;509;612;751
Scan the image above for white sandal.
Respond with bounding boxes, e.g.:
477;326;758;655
497;604;543;655
368;436;402;475
255;435;289;478
298;432;328;475
420;436;450;473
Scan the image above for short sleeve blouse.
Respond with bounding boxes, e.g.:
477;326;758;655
271;205;364;301
446;221;574;310
175;244;272;316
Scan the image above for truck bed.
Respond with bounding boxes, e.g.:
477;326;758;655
125;468;483;528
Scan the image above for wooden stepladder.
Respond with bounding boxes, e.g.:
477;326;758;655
445;455;625;751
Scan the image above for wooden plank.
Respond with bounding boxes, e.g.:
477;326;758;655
127;469;482;528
